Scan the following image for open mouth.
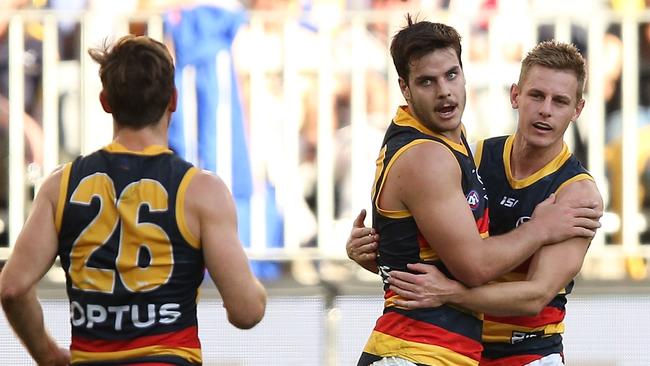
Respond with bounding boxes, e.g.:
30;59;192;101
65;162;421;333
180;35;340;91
532;121;552;131
435;104;457;118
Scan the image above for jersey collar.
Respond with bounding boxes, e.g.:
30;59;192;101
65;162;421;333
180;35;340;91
503;134;571;189
393;106;469;156
103;142;173;156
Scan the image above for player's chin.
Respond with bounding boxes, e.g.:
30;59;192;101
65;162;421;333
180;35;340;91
431;117;461;133
524;129;558;147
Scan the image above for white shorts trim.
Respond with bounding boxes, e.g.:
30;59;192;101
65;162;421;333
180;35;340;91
524;353;564;366
370;356;418;366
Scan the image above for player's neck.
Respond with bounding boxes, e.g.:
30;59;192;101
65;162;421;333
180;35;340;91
509;136;563;180
438;128;463;144
113;123;168;151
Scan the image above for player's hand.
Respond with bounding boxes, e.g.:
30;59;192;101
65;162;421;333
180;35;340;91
35;340;70;366
346;209;379;264
530;193;602;244
50;347;71;366
388;263;466;309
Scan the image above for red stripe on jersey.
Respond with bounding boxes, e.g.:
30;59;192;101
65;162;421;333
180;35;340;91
417;233;428;249
485;306;565;328
476;207;490;234
72;326;200;352
374;311;482;361
480;353;542;366
384;289;396;300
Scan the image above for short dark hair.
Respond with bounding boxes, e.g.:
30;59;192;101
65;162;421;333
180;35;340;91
88;35;175;128
390;15;463;82
519;40;587;100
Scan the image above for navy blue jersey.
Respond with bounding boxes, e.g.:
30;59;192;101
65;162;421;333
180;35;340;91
359;107;489;366
475;135;592;365
55;142;203;365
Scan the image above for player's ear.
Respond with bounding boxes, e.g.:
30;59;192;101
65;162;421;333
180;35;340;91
509;83;520;109
572;98;585;122
99;90;112;113
399;77;410;101
168;87;178;112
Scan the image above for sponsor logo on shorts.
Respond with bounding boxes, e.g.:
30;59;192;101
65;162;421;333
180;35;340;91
511;330;544;344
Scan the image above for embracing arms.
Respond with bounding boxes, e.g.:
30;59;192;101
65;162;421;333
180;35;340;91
386;179;602;316
361;142;600;286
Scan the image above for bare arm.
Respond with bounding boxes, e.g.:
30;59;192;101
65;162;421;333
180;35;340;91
385;142;599;286
187;171;266;329
388;179;602;316
0;169;70;365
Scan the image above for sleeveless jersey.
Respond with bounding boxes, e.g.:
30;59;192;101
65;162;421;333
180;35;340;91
474;135;592;366
55;142;204;365
358;107;490;366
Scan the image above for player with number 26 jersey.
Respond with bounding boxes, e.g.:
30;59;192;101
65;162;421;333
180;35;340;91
56;142;203;365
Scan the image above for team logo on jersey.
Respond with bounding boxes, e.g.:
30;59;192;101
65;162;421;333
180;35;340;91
467;190;480;210
515;216;531;227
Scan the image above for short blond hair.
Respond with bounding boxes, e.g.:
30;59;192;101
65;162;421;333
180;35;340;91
518;40;587;100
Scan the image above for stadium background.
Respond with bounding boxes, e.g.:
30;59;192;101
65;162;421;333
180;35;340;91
2;0;650;364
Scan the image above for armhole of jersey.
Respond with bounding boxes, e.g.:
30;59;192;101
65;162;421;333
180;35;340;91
176;167;201;249
375;139;454;219
473;140;485;168
54;162;72;234
554;173;594;194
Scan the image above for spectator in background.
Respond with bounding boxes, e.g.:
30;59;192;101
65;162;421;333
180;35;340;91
0;0;45;245
601;15;650;279
142;0;286;280
0;0;44;120
234;0;338;284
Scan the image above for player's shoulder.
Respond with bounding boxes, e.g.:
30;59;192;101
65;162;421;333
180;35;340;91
556;177;603;207
392;140;462;192
396;139;459;172
36;163;71;204
185;169;233;206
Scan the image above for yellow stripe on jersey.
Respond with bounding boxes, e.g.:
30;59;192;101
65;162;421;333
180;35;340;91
384;295;483;320
104;142;173;156
419;247;438;262
71;345;201;363
393;107;469;156
176;167;200;249
371;146;387;202
384;294;404;308
364;330;479;366
503;134;572;189
482;320;565;343
55;162;72;234
555;173;593;194
375;139;457;218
